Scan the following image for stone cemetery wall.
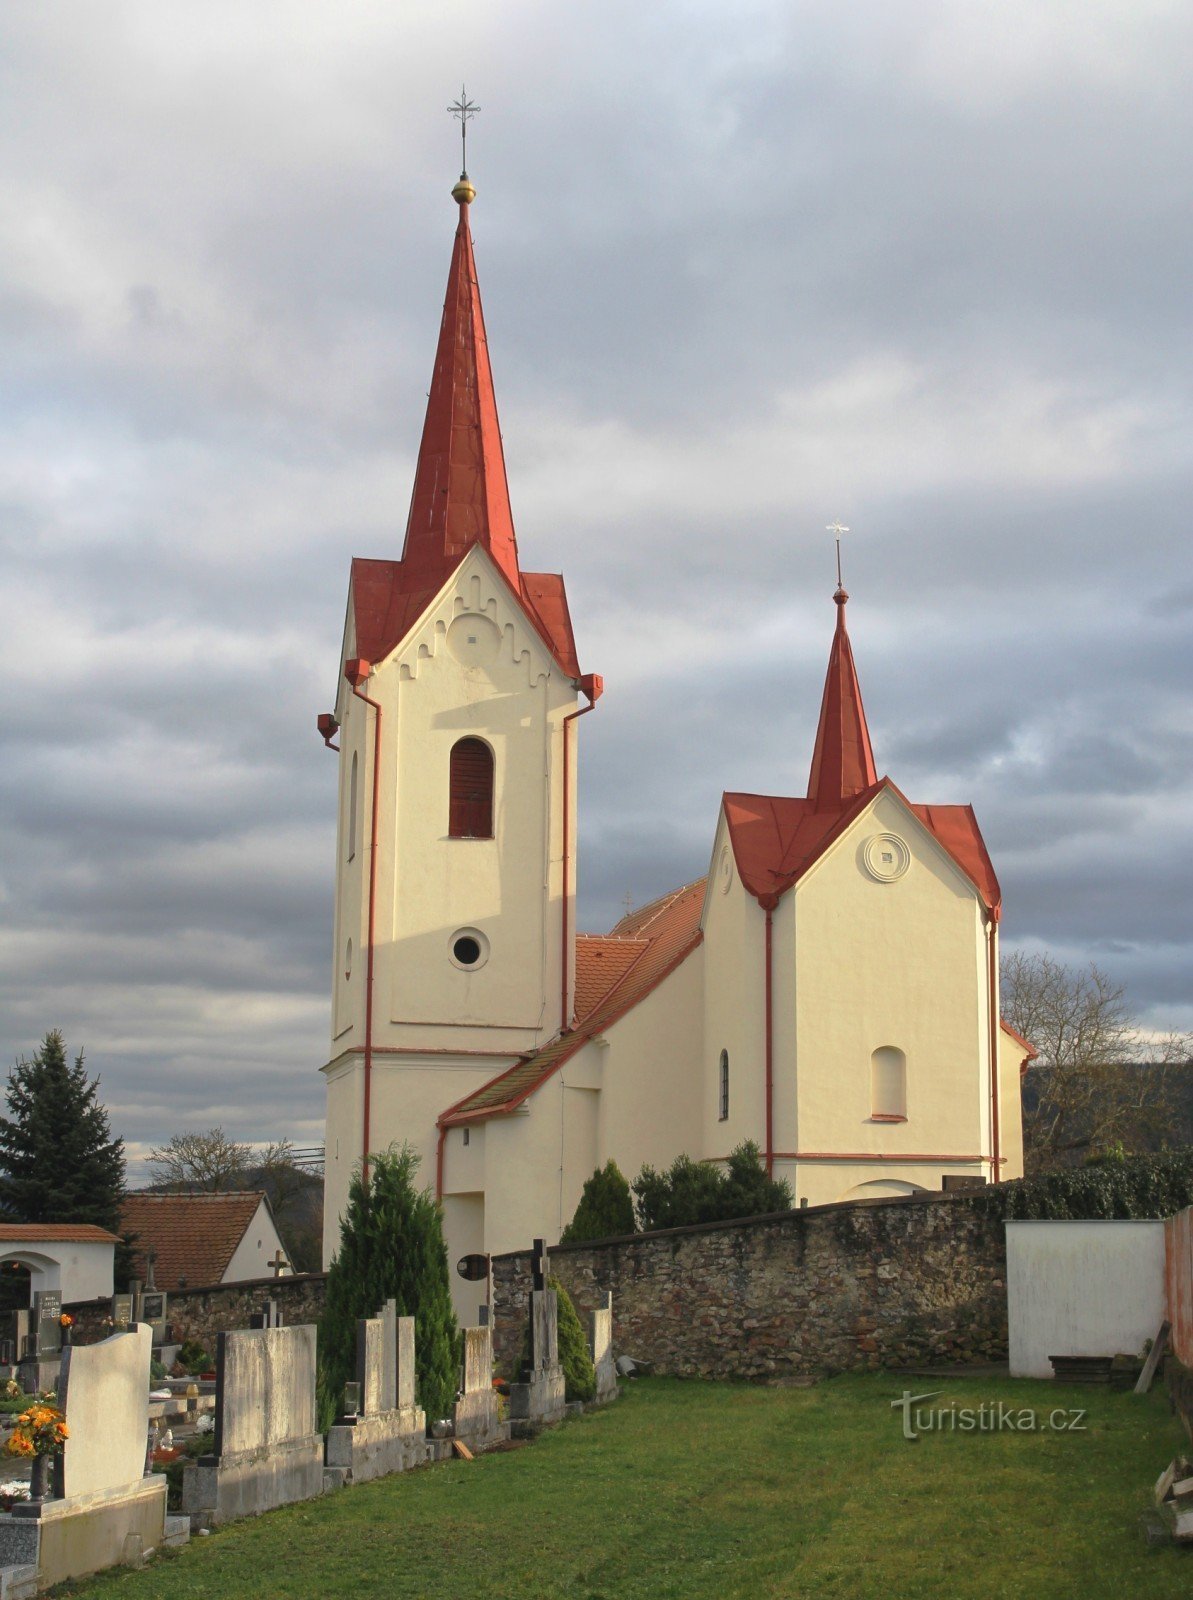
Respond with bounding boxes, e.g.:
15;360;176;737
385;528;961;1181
65;1272;328;1348
492;1193;1008;1380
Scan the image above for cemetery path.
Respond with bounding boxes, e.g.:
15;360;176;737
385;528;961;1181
61;1375;1188;1600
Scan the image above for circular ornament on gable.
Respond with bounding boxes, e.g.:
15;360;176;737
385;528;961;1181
719;846;734;894
863;833;910;883
449;927;490;971
446;613;501;668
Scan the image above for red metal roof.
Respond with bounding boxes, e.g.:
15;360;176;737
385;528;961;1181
724;782;1000;914
402;191;519;590
345;190;581;680
120;1192;270;1291
440;882;705;1125
806;588;877;809
722;592;1001;915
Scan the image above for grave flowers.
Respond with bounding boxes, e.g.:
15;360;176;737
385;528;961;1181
58;1313;74;1348
5;1402;68;1501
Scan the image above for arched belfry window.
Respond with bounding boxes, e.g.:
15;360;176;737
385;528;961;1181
347;751;358;862
718;1050;730;1121
449;738;494;839
871;1047;907;1121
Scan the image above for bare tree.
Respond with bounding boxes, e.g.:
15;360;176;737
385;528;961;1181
147;1127;250;1192
1003;951;1190;1172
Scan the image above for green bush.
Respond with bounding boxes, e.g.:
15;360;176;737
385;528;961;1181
976;1146;1193;1221
176;1339;210;1374
560;1160;635;1244
518;1276;596;1403
633;1140;792;1231
318;1145;459;1432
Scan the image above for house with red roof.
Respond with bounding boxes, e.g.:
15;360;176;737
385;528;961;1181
316;168;1031;1317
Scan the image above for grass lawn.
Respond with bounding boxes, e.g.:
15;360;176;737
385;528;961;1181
63;1375;1190;1600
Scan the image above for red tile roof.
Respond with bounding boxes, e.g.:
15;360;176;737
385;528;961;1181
120;1192;269;1291
0;1224;119;1244
440;881;705;1125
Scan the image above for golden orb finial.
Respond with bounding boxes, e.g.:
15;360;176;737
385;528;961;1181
452;172;476;206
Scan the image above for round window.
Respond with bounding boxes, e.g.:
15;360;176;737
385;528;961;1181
449;928;489;970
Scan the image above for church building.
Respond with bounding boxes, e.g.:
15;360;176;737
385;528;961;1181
317;172;1030;1312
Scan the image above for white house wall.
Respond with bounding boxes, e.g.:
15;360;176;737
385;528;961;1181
223;1198;288;1284
1006;1220;1166;1378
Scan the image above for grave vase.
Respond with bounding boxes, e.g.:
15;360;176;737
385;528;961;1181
29;1453;50;1502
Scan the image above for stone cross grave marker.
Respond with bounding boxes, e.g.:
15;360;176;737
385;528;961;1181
531;1237;549;1293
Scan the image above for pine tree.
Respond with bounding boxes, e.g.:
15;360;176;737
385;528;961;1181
318;1145;458;1430
560;1159;635;1244
633;1140;791;1231
0;1032;125;1233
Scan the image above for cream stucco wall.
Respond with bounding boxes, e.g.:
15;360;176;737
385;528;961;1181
789;788;994;1200
701;824;766;1158
998;1011;1027;1182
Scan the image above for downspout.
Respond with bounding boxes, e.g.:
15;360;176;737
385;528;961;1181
987;915;1001;1182
345;658;380;1189
560;674;603;1034
761;896;778;1180
435;1122;447;1202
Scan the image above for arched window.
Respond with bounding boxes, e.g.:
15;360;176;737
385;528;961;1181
449;738;494;838
347;751;358;862
718;1050;730;1121
871;1047;907;1120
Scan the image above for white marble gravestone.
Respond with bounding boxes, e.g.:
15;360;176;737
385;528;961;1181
0;1326;172;1591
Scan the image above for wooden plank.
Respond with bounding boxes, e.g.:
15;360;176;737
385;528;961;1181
1134;1321;1171;1395
1155;1460;1177;1504
451;1439;475;1461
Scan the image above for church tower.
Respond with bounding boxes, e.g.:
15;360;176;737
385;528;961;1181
317;172;599;1268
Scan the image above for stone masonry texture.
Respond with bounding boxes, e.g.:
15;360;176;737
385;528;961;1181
491;1194;1008;1380
65;1274;328;1352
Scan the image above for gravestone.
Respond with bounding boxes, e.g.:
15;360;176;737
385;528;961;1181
508;1289;566;1434
590;1291;618;1402
138;1292;168;1344
324;1302;426;1483
33;1291;62;1355
452;1326;505;1451
181;1325;324;1527
0;1326;180;1591
110;1294;133;1331
249;1299;283;1330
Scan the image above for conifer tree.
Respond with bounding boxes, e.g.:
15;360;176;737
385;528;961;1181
0;1032;125;1233
560;1159;635;1243
318;1145;458;1429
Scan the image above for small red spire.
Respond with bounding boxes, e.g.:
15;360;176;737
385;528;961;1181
806;586;878;810
400;178;520;588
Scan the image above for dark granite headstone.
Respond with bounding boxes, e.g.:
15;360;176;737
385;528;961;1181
34;1290;62;1355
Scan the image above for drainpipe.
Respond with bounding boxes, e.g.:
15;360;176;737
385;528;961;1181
560;674;603;1034
761;895;778;1180
345;658;380;1188
987;916;1001;1182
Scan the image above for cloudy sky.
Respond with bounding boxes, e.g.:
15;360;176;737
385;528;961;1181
2;2;1190;1178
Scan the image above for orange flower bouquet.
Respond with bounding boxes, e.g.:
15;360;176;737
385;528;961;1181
5;1403;68;1460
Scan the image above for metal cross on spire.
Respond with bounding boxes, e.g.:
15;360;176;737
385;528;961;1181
826;521;850;588
448;86;480;174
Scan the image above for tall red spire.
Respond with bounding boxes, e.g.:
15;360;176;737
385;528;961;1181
400;176;520;589
806;587;878;810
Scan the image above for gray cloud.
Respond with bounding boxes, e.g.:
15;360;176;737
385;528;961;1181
2;2;1191;1178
